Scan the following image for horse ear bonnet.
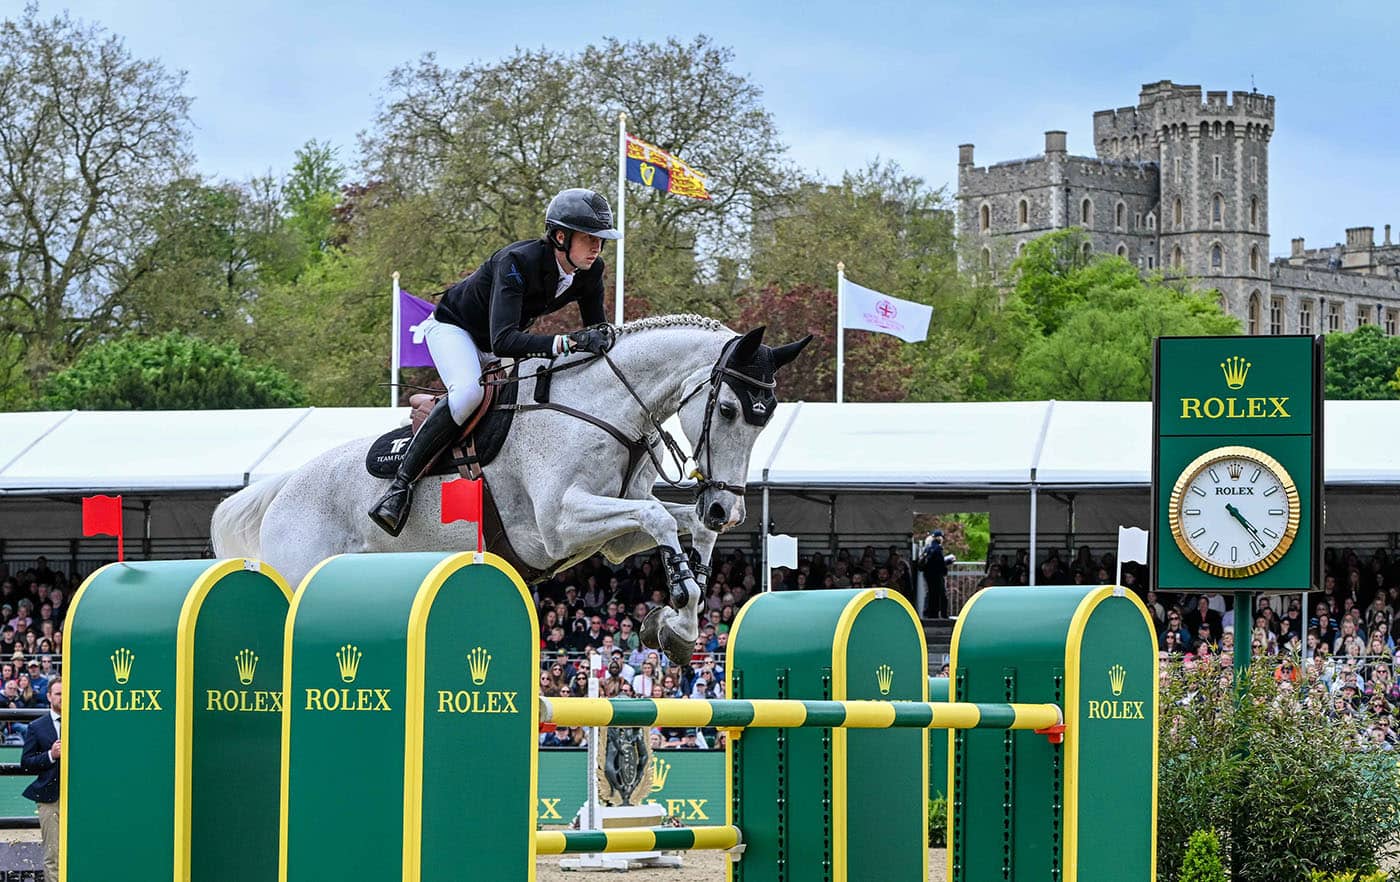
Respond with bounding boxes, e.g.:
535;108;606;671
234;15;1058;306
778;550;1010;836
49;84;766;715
719;330;779;427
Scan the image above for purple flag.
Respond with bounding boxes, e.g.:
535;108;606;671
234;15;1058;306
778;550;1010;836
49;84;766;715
396;289;437;368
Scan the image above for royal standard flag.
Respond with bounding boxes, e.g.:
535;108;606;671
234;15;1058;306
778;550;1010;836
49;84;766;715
625;134;710;200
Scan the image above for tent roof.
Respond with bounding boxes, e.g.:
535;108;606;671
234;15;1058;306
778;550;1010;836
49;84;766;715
3;400;1399;495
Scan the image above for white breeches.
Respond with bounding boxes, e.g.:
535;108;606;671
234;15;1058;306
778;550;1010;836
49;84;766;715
421;317;489;424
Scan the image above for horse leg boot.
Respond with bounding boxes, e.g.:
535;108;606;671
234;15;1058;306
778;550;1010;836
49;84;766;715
641;548;702;666
368;398;461;536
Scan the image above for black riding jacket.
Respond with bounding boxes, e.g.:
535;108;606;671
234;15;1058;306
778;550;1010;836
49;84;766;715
434;238;607;358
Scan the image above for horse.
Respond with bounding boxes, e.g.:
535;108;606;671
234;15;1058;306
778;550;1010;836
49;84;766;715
211;315;811;665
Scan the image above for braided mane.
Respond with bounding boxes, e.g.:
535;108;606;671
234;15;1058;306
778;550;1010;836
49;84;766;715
615;314;727;335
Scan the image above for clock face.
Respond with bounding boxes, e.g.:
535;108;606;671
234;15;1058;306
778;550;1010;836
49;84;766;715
1169;445;1301;579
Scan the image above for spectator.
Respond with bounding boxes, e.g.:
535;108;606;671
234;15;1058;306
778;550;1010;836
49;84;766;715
20;677;59;882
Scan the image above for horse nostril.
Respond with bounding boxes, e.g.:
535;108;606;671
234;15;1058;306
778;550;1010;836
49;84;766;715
707;502;727;524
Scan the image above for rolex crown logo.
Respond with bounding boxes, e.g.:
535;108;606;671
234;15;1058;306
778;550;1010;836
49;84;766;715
1109;663;1126;697
1220;356;1251;390
235;649;258;685
1227;461;1244;480
876;664;894;696
336;645;363;683
111;647;134;685
649;755;671;792
467;646;492;686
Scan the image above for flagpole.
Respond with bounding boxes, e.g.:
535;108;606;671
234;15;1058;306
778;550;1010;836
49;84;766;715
391;271;401;408
615;112;627;326
836;262;846;404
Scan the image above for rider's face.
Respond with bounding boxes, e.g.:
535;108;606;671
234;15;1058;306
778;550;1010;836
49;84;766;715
562;232;603;269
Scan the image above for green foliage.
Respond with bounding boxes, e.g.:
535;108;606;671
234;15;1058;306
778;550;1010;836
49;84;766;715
927;796;947;848
41;332;306;410
1159;660;1400;882
1008;231;1239;400
1179;829;1228;882
362;36;793;316
0;4;192;384
1307;872;1390;882
1325;324;1400;399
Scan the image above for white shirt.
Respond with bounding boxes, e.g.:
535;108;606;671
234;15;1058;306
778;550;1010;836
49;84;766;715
555;260;576;299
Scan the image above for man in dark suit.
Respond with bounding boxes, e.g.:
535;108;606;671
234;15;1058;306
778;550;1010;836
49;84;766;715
920;531;954;619
21;677;59;880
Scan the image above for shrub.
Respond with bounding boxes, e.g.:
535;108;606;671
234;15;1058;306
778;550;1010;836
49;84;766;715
927;796;947;848
1179;829;1227;882
1159;659;1400;882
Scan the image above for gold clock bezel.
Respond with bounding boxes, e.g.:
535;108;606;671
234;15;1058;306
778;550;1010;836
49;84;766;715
1168;445;1301;579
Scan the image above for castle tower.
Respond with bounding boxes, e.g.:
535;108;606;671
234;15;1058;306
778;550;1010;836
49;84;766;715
1132;81;1275;328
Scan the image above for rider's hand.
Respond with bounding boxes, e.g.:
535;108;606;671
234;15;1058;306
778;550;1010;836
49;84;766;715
566;328;614;355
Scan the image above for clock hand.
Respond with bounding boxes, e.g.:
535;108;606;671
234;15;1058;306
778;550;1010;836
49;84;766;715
1225;503;1264;544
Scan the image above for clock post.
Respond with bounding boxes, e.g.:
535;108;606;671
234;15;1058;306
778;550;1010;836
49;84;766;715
1152;336;1323;674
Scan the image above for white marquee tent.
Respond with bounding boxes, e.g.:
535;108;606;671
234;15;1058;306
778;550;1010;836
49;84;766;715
3;401;1399;573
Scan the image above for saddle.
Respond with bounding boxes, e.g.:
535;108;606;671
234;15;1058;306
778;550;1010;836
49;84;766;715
363;361;549;582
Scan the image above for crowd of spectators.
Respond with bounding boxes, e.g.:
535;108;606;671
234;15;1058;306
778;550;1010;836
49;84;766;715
1001;544;1400;750
0;557;68;743
533;544;914;750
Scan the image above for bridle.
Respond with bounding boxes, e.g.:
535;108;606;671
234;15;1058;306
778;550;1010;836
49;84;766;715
493;330;771;503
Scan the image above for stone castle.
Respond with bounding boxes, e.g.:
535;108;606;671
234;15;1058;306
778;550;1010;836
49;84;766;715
957;80;1400;335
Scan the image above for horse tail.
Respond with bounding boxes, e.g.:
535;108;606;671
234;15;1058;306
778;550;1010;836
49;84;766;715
211;472;294;559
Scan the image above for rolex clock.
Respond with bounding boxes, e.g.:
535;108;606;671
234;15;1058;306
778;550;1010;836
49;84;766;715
1168;445;1302;579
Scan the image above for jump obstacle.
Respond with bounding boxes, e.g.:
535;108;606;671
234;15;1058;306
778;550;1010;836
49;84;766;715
61;551;1157;882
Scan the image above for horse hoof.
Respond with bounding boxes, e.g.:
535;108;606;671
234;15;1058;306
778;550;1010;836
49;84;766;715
640;607;664;650
657;621;694;667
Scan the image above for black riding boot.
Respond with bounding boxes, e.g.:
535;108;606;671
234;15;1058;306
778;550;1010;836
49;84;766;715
368;398;462;536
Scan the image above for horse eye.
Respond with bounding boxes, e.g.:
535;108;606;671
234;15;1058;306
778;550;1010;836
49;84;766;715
719;402;738;420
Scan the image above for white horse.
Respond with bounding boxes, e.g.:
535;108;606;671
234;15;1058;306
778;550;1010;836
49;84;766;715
211;315;810;664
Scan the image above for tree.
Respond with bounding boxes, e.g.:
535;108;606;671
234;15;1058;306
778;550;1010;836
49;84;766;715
359;36;793;314
1008;235;1238;400
281;140;345;273
0;5;193;381
41;332;307;410
1324;324;1400;400
736;283;911;402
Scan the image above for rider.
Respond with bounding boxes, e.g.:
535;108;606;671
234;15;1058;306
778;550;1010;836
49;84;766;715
368;188;622;536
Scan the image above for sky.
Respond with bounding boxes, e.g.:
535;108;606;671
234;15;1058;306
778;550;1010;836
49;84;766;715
35;0;1400;257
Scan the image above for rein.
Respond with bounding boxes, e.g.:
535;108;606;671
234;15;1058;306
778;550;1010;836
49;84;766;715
488;333;766;500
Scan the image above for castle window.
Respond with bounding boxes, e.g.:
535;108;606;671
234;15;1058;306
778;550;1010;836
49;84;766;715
1251;156;1258;184
1173;198;1183;229
1212;194;1224;224
1146;254;1156;269
979;203;990;233
1132;135;1141;152
1016;241;1027;256
1270;297;1283;335
981;247;991;269
1211;244;1223;271
1173;157;1181;183
1248;293;1261;335
1358;305;1371;327
1018;198;1029;227
1081;241;1092;259
1081;198;1092;226
1147;212;1156;231
1328;301;1341;332
1172;246;1183;269
1250;246;1260;273
1299;301;1313;335
1134;211;1142;229
1213;121;1222;138
1116;243;1128;258
1250;196;1258;229
1115;202;1125;230
1386;309;1397;336
1213;155;1222;179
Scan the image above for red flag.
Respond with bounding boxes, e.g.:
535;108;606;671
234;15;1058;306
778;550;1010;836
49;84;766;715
441;479;484;553
82;494;125;561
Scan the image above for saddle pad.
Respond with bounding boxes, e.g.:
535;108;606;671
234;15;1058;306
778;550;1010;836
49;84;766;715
364;371;521;479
